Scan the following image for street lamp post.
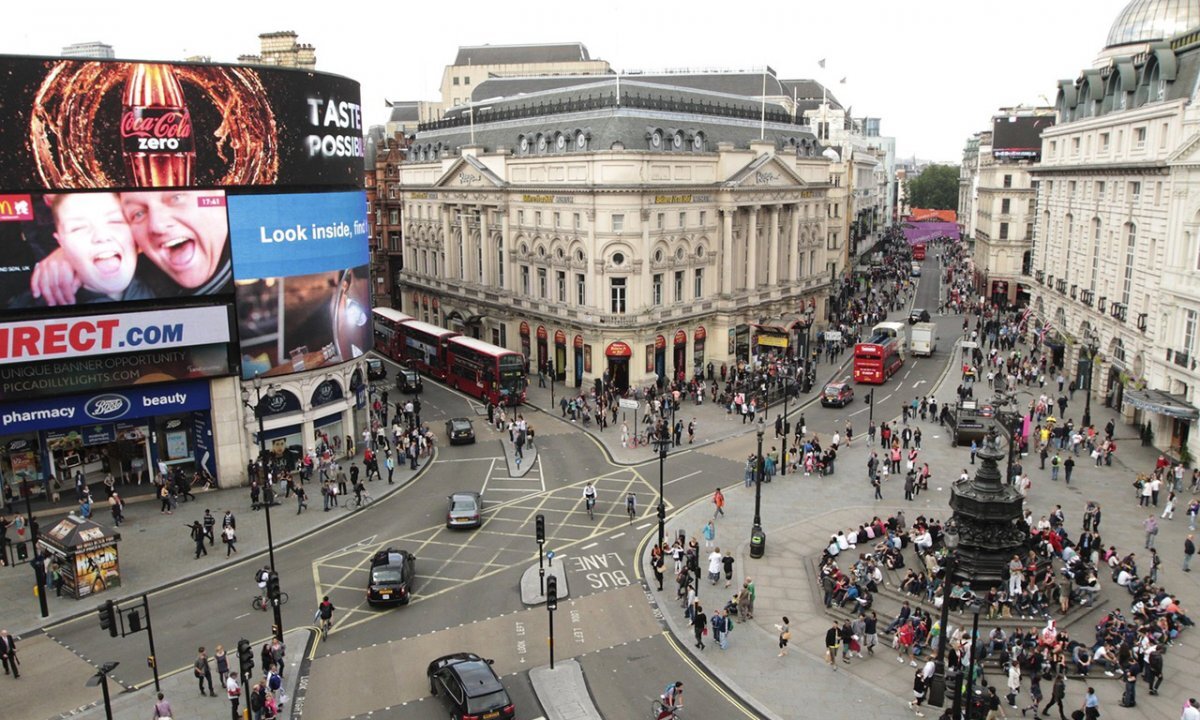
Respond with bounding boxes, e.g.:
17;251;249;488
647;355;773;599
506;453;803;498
780;376;791;476
953;601;984;720
749;417;767;559
654;436;668;555
244;374;284;642
1081;331;1099;429
928;519;959;707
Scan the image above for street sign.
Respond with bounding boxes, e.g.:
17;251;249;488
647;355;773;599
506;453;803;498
618;398;638;410
546;550;555;561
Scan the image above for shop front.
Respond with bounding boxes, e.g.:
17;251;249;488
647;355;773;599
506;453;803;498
311;378;349;457
753;324;789;358
731;324;751;363
554;330;567;382
605;341;632;391
652;335;666;386
0;380;215;508
693;326;706;377
574;335;584;388
673;330;687;381
536;326;549;375
519;322;531;371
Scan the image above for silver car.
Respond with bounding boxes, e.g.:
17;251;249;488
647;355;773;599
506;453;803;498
447;491;482;529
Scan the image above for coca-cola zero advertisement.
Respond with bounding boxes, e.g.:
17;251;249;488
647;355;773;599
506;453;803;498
0;55;364;191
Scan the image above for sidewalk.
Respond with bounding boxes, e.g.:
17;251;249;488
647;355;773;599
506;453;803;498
637;334;1199;720
0;447;436;639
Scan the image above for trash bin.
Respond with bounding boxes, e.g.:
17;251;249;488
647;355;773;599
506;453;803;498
749;525;766;558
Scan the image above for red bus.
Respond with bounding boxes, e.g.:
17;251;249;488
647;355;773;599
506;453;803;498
399;320;459;380
853;337;904;384
372;307;413;362
912;242;927;260
447;336;528;406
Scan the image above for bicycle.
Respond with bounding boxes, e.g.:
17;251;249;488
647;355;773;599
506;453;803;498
345;490;375;510
651;700;681;719
319;615;332;638
585;495;596;521
251;592;289;611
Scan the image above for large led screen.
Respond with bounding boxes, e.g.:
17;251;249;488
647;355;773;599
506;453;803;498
992;115;1056;160
0;189;232;309
228;191;371;379
0;56;364;191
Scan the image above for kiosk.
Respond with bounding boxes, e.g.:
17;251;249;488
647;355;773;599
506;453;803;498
38;515;122;599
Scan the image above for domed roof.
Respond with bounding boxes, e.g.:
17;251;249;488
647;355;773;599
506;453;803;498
1106;0;1200;48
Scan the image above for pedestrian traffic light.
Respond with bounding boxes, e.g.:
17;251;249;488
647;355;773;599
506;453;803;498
237;639;254;677
98;599;117;637
535;514;545;544
546;575;558;611
146;655;156;669
127;609;142;633
266;571;281;602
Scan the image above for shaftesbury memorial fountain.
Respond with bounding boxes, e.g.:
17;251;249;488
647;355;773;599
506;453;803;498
947;428;1028;588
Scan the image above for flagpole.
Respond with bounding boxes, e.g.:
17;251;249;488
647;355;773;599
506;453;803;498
760;67;766;140
616;71;621;107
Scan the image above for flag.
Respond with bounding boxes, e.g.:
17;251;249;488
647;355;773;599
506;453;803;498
818;59;826;68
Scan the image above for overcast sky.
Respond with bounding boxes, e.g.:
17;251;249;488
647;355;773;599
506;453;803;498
0;0;1132;162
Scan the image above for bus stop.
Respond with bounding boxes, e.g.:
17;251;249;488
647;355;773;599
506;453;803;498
37;515;122;599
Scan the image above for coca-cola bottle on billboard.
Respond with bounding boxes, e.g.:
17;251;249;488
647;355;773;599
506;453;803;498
121;63;195;187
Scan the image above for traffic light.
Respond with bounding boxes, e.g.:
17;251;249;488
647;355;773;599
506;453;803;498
266;571;281;603
535;514;545;544
98;599;117;637
545;575;558;611
127;609;142;633
237;639;254;677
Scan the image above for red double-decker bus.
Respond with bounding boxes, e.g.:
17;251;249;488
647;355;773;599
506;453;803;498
372;307;413;362
447;336;527;406
853;337;904;384
912;242;927;260
399;320;459;380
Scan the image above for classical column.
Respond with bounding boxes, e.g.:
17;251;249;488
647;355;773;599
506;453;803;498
459;206;470;280
500;207;512;292
789;204;801;282
441;206;454;281
721;207;734;295
767;205;780;286
747;206;759;290
640;208;652;310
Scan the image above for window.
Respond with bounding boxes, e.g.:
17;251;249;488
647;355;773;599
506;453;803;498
1068;181;1076;195
612;214;624;232
463;76;470;85
1160;123;1169;149
652;273;663;305
679;212;686;228
1129;181;1141;200
1155;182;1162;205
554;212;561;228
497;239;505;288
537;268;547;297
548;270;562;302
1100;133;1110;152
432;253;439;276
453;77;460;86
1134;126;1146;148
1090;219;1101;293
699;211;707;226
388;208;399;224
1122;224;1136;306
657;213;664;229
610;277;627;313
694;268;704;298
1003;174;1013;189
535;211;542;226
999;222;1009;240
421;249;428;275
1049;140;1057;156
575;273;586;306
1096;181;1105;199
673;271;684;301
573;212;581;229
1072;137;1080;154
518;210;525;225
1001;198;1011;214
1186;309;1198;357
477;242;483;282
521;266;530;295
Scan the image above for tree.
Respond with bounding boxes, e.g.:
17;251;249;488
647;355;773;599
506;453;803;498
905;164;960;211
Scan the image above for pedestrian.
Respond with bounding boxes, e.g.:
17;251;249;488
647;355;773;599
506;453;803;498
702;521;715;550
223;525;238;556
225;673;242;720
1083;685;1101;718
909;668;927;717
151;692;174;718
652;547;665;591
864;611;878;656
203;509;216;545
1022;672;1043;718
1163;491;1177;520
744;577;756;618
0;630;17;678
295;484;307;514
195;646;216;697
1144;515;1159;549
1042;673;1067;720
711;609;728;650
1006;662;1021;708
712;488;725;518
722;550;735;588
1185;534;1196;572
214;644;229;685
707;546;721;585
191;521;208;559
692;603;707;650
822;620;837;665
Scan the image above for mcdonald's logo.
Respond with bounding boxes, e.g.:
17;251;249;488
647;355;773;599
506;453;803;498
0;195;33;222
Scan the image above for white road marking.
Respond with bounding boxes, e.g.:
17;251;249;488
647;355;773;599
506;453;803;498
665;470;702;486
581;542;599;550
479;457;497;496
609;532;625;540
435;457;505;463
637;522;653;530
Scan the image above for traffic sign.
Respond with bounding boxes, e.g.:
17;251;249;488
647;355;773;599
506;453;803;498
618;398;638;410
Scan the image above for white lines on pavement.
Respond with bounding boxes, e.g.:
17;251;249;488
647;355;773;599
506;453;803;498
479;457;497;496
610;532;625;540
637;522;653;530
904;369;912;379
435;456;505;463
665;470;702;486
848;406;868;416
582;542;599;550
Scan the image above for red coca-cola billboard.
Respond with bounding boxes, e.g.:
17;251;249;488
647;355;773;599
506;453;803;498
0;55;363;191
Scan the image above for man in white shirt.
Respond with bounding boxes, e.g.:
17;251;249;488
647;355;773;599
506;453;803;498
1181;698;1200;720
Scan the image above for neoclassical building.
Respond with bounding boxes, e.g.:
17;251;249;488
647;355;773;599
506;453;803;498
1031;0;1200;461
388;72;844;390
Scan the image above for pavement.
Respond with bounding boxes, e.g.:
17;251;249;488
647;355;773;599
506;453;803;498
529;659;601;720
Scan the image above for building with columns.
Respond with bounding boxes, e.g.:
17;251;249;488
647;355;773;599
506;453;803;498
387;71;842;391
1031;0;1200;461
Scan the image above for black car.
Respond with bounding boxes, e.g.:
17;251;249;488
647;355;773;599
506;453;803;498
366;548;415;606
820;381;854;408
445;417;476;445
396;367;423;393
366;357;387;381
427;653;515;720
908;308;931;324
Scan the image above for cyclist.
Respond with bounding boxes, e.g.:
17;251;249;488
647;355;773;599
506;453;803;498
255;565;272;611
658;681;683;719
583;482;597;518
316;596;336;636
625;491;637;523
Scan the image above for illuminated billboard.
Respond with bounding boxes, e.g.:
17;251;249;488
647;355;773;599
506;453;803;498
0;189;231;309
992;115;1055;160
0;56;363;191
228;191;371;379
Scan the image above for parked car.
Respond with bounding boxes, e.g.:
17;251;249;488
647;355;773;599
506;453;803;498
445;417;476;445
820;381;855;408
908;308;931;324
366;548;416;606
447;491;483;529
396;367;423;393
427;653;515;720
